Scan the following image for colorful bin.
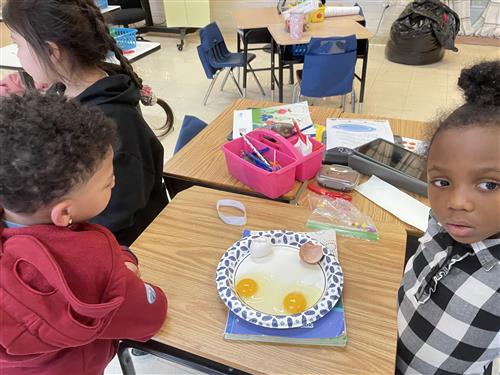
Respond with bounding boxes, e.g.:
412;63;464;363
110;27;137;51
95;0;108;9
222;129;299;199
222;128;324;198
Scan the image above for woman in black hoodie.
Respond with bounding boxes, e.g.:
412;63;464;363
3;0;171;246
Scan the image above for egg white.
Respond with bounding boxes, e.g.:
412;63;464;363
234;244;325;315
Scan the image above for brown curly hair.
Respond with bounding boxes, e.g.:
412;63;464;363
0;92;117;214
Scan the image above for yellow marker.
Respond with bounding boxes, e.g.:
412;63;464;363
315;124;326;142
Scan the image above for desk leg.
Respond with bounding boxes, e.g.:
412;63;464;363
140;0;154;27
278;45;284;103
359;40;369;113
243;31;248;97
271;38;275;101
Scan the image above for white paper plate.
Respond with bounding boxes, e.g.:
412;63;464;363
216;230;343;329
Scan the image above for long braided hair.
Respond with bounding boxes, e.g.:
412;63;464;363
3;0;173;135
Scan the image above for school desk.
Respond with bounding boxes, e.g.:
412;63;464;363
339;111;430;235
231;7;364;98
0;41;161;72
268;19;373;104
118;186;406;375
295;111;430;237
162;98;342;202
0;39;161;91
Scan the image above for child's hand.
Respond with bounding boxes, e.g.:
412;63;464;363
125;261;141;277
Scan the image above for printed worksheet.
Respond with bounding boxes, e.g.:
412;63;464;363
325;118;394;150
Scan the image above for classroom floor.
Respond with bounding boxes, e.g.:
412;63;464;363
133;32;499;160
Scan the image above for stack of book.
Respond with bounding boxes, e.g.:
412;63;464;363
224;298;347;346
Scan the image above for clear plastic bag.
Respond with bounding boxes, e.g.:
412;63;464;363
305;194;379;241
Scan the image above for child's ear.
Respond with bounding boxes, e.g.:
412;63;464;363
50;200;73;227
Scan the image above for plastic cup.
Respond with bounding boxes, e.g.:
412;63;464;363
289;12;304;40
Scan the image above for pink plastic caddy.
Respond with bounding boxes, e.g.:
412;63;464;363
222;128;325;199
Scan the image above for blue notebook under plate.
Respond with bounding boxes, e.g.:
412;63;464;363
224;299;347;346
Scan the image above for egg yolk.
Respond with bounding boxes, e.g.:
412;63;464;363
283;292;307;314
236;278;258;298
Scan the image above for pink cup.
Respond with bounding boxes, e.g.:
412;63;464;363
289;12;304;40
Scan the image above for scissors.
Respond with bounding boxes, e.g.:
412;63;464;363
307;183;352;201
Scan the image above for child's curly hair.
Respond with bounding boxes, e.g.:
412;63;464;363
0;92;117;214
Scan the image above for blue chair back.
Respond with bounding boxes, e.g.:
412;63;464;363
174;115;208;154
300;35;357;98
197;44;218;79
199;22;231;65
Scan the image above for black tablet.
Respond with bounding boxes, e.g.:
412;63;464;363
355;138;427;182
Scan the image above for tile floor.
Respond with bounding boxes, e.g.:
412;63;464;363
130;32;499;159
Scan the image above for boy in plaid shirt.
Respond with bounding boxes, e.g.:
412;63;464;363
397;61;499;374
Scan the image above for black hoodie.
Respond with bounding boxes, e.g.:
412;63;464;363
74;70;168;246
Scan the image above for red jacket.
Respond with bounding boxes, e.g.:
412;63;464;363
0;223;167;375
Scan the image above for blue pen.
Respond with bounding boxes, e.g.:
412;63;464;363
300;124;313;133
243;150;273;171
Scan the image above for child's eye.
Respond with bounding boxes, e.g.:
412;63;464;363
431;179;450;187
477;182;498;191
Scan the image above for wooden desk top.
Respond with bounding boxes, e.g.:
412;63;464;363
339;112;431;235
232;7;363;30
268;18;373;46
132;186;406;375
163;98;342;202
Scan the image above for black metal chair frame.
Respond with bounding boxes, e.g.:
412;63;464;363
117;339;251;375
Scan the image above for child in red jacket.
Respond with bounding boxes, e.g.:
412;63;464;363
0;92;168;375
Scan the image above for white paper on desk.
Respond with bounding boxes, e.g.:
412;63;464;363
326;118;394;150
355;176;430;232
325;6;360;17
232;102;314;140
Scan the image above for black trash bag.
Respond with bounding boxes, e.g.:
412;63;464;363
385;0;460;65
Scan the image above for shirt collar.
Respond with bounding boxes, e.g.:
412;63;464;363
424;211;499;271
471;239;500;271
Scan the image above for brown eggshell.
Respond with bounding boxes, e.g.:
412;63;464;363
299;242;324;264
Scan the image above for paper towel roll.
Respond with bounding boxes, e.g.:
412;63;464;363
325;6;360;17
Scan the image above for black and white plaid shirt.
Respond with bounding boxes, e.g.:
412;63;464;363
397;214;500;375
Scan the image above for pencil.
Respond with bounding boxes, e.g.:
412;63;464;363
240;132;272;169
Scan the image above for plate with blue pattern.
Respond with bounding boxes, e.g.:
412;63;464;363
215;230;343;329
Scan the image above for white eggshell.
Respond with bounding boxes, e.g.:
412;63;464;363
250;237;272;258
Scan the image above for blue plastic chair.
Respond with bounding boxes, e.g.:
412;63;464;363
293;35;358;112
197;22;265;105
174;115;208;154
